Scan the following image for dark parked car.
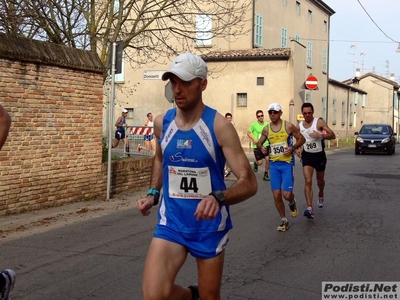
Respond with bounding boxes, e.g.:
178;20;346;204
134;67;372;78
355;124;396;155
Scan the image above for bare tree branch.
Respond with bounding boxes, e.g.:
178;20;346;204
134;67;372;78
0;0;251;75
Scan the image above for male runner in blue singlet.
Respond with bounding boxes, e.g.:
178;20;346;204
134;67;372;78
136;53;257;300
112;109;130;156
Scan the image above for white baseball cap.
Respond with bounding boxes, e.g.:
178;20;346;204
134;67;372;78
268;103;282;112
122;109;128;113
162;53;208;81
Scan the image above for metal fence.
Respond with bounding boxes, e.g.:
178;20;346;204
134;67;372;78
110;126;155;158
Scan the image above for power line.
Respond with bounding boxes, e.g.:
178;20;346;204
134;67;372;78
292;37;397;44
331;40;395;44
356;0;399;43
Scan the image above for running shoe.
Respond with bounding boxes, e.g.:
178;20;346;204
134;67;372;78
277;219;289;232
304;208;315;219
188;284;200;300
137;144;141;153
288;198;298;217
318;196;324;208
263;172;270;181
0;269;15;300
253;162;258;172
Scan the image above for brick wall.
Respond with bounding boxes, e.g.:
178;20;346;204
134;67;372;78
0;34;152;216
104;158;153;197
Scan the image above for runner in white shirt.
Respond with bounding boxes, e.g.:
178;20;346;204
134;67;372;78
296;103;335;219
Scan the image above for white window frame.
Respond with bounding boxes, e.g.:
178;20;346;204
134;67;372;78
307;42;312;67
237;93;247;107
254;14;263;47
341;100;346;125
281;28;288;47
333;98;337;125
306;91;312;103
196;14;212;47
322;96;327;120
322;50;327;73
349;103;354;126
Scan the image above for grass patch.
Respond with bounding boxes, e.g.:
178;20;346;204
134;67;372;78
325;138;354;150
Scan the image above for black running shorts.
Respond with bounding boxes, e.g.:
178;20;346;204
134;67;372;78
301;151;327;172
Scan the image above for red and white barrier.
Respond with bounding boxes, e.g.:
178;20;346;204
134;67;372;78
128;127;154;135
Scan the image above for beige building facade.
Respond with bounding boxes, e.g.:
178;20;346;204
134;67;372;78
327;79;367;139
343;73;400;138
109;0;336;149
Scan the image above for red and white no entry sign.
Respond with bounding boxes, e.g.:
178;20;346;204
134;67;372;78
305;75;318;90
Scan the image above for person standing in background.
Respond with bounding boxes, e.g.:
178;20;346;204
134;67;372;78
224;112;234;177
297;103;335;219
137;112;156;155
224;112;234;125
112;108;130;156
247;110;270;181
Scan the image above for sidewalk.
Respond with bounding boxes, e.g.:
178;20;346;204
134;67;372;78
0;188;147;243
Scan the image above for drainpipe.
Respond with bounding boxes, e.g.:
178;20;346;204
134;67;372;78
392;88;395;129
252;0;255;47
346;87;351;143
326;18;331;124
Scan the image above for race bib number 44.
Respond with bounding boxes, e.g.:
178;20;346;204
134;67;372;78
168;166;212;199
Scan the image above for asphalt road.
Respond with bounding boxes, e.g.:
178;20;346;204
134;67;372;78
1;147;400;299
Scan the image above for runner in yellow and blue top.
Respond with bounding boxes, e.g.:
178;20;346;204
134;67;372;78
257;103;305;232
247;110;270;181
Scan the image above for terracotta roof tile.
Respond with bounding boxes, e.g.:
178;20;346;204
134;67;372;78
201;48;291;61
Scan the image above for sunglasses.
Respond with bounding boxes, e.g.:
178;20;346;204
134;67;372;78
268;111;280;115
302;112;313;115
257;115;264;118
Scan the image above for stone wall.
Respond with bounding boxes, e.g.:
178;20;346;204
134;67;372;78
0;34;152;216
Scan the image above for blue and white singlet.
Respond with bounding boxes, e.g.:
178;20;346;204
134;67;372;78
157;106;232;234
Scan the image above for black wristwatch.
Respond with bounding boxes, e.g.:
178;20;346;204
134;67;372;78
147;188;160;206
209;190;226;206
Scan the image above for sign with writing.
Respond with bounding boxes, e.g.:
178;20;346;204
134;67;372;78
143;70;165;80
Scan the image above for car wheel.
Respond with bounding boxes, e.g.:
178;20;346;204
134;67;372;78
355;149;360;155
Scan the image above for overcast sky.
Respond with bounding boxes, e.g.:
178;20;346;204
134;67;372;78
324;0;400;82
